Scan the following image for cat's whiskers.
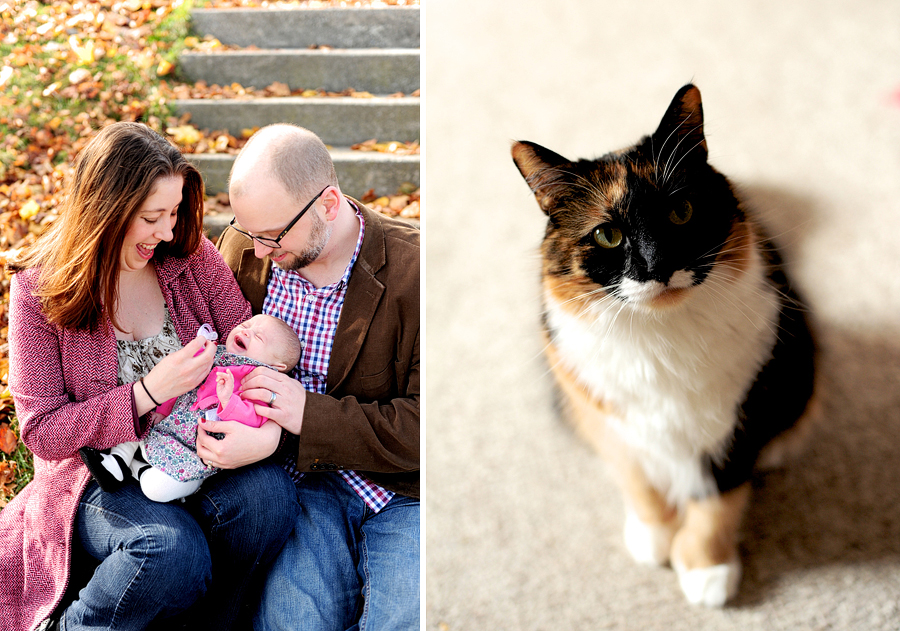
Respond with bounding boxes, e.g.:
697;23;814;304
569;288;619;319
535;285;626;384
712;261;810;314
699;276;758;326
598;298;630;351
695;228;769;267
578;288;624;324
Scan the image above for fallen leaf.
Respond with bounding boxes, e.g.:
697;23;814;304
267;81;290;97
18;200;39;220
166;125;202;145
389;195;410;212
68;68;92;84
400;200;420;219
41;82;61;98
0;461;16;497
156;58;174;76
0;423;17;455
68;35;95;65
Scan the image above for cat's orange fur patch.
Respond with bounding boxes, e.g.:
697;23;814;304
543;332;679;529
648;286;690;310
714;216;756;282
542;271;607;315
671;484;750;570
603;161;629;210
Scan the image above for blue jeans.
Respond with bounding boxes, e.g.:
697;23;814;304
255;472;420;631
62;462;298;631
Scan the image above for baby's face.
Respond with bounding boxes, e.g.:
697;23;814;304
225;315;283;366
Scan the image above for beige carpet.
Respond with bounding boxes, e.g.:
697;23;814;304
424;2;900;629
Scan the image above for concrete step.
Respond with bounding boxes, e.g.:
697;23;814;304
190;148;419;197
172;96;419;145
178;49;419;95
190;7;420;49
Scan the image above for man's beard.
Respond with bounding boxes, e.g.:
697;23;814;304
277;210;333;271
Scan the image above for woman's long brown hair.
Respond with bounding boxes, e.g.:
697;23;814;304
8;122;205;331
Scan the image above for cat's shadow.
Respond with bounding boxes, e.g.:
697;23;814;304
731;184;900;606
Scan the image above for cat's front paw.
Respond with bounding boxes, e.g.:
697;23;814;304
623;511;675;566
673;558;741;607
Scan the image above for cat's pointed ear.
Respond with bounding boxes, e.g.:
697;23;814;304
652;84;708;164
512;140;571;215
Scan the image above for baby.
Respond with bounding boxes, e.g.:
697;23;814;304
80;314;301;502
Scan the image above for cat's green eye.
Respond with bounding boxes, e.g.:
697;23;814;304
669;200;693;225
593;225;623;249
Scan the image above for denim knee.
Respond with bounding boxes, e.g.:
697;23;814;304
195;464;299;551
138;517;212;610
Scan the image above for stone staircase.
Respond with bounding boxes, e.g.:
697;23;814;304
173;6;420;237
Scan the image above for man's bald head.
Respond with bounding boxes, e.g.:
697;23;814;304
229;124;339;203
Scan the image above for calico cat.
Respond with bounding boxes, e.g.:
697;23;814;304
511;84;817;606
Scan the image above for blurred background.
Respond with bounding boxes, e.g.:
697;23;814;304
424;1;900;629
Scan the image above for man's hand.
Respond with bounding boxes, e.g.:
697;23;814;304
239;366;307;435
196;417;281;469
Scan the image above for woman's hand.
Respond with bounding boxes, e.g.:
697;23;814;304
196;418;282;469
137;335;216;414
238;366;307;435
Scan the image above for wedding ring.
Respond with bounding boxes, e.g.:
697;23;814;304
269;391;277;406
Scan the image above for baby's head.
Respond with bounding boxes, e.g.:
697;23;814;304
224;314;301;373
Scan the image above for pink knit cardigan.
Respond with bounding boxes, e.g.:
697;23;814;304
0;238;252;631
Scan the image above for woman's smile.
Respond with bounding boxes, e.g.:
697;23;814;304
136;242;158;260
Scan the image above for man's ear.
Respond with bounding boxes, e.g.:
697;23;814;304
322;186;342;220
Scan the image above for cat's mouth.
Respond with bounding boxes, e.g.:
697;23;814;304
619;273;695;310
648;286;689;308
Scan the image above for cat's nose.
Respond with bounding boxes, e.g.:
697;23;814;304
634;244;673;284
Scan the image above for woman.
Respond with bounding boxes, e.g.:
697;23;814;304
0;122;298;631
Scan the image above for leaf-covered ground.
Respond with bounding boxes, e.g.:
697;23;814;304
0;0;420;504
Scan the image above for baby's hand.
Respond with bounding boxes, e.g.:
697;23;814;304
216;369;234;407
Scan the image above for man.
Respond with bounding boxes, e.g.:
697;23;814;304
196;124;419;630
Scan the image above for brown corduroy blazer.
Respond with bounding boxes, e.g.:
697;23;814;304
217;201;420;498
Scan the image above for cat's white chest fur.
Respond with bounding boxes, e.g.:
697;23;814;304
545;257;780;503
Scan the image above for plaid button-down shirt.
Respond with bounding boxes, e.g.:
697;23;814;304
262;205;394;512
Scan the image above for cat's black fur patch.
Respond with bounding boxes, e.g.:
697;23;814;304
709;244;816;494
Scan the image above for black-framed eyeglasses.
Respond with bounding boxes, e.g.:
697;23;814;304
228;186;329;248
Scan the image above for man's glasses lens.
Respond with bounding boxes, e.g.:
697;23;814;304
228;185;328;248
227;223;281;248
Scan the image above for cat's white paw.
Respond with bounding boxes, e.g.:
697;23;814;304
673;558;741;607
623;511;674;566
